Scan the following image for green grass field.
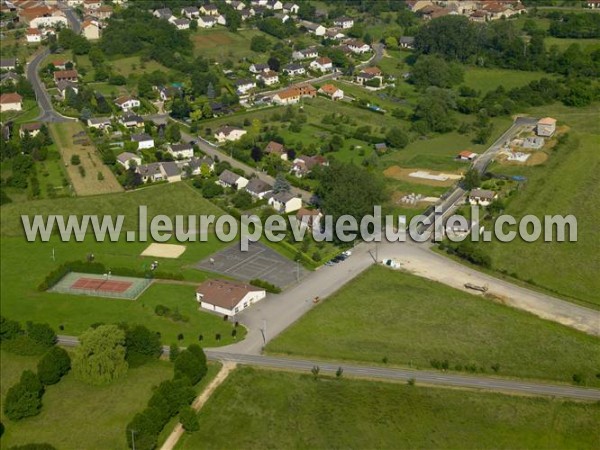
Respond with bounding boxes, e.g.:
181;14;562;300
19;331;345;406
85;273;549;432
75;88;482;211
267;266;600;386
479;103;600;305
191;29;270;62
0;182;250;347
177;367;600;450
545;37;600;52
463;67;551;94
0;349;221;449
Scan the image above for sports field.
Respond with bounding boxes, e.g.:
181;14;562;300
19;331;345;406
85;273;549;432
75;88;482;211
178;367;600;450
50;272;152;300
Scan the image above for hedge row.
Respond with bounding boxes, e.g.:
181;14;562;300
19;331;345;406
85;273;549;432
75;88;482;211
250;279;281;294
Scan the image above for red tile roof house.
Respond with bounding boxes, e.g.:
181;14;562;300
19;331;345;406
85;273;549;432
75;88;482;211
0;92;23;112
264;140;288;160
196;279;267;316
53;69;78;83
457;150;478;161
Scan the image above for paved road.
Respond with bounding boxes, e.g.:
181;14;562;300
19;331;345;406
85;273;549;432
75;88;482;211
55;336;600;401
419;116;538;233
181;128;313;202
26;5;81;123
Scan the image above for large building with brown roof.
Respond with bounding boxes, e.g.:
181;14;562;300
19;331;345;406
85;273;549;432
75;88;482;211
196;279;267;316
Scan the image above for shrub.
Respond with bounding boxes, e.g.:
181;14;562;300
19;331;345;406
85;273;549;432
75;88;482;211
0;316;23;341
125;325;162;361
249;279;281;294
179;406;199;432
4;371;44;421
26;322;56;348
37;347;71;385
174;346;207;386
70;155;81;165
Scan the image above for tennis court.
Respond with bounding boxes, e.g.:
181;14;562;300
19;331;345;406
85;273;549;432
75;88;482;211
49;272;152;300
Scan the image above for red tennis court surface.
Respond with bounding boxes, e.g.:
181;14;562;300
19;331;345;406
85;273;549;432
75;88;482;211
71;277;133;293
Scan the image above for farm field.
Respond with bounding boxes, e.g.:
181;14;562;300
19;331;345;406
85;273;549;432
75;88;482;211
478;102;600;305
0;349;221;449
191;29;271;62
545;37;600;51
178;367;600;450
49;122;123;196
267;266;600;387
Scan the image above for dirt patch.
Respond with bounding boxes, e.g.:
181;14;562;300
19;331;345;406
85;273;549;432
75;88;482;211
50;122;123;196
193;31;233;49
497;152;549;167
383;165;461;187
141;243;187;259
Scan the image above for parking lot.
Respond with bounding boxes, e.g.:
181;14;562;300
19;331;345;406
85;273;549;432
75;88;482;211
194;242;309;289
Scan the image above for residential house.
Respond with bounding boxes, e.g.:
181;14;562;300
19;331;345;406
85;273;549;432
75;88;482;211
181;6;199;19
419;4;453;20
56;80;79;99
310;56;333;72
266;0;283;10
156;85;181;101
200;4;219;16
318;84;343;100
229;1;246;11
325;28;345;40
536;117;556;137
83;0;101;9
333;16;354;29
300;21;326;36
356;67;382;85
588;0;600;8
92;5;113;21
116;151;142;170
234;79;257;94
399;36;415;49
347;39;370;54
271;84;316;105
160;161;182;182
0;93;23;112
26;27;42;42
186;156;215;176
119;113;144;128
291;154;327;177
87;117;111;129
131;133;155;150
0;72;19;85
168;142;194;160
22;6;68;28
217;169;249;190
196;279;266;316
469;189;497;206
114;95;141;112
214;125;247;142
240;8;253;20
216;14;227;25
295;207;322;230
482;2;519;20
0;59;16;71
153;8;173;20
264;140;288;160
169;17;191;30
375;142;387;152
292;48;318;60
273;12;289;22
258;70;279;86
51;59;71;70
137;162;163;182
249;63;270;74
245;178;273;199
457;150;478;161
269;191;302;213
19;122;42;138
54;70;78;84
282;2;299;14
197;16;217;28
282;63;305;76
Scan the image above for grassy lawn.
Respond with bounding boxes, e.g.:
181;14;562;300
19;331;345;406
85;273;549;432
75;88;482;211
0;349;222;449
463;67;551;94
0;182;249;347
545;37;600;52
477;102;600;305
0;181;222;236
191;29;270;63
0;349;173;449
177;367;600;450
267;266;600;387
